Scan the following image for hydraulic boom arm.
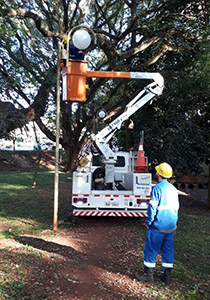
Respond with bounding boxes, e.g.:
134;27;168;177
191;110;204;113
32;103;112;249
93;72;164;162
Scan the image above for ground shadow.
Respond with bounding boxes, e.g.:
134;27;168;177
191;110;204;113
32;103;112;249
15;235;85;260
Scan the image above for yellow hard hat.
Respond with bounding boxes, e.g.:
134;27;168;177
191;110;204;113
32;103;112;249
155;162;173;178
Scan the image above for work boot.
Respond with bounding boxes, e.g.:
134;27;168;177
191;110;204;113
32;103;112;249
135;267;154;282
160;268;172;285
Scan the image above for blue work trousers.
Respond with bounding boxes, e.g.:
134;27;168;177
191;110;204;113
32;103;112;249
144;227;175;269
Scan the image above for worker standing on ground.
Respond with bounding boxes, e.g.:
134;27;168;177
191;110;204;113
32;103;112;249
135;162;179;285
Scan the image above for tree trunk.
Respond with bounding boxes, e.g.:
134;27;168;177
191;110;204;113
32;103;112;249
12;138;15;152
32;122;41;188
64;144;80;172
32;148;42;188
207;163;210;209
125;118;134;151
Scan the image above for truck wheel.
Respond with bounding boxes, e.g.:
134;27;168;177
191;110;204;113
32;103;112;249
92;167;105;180
92;167;105;190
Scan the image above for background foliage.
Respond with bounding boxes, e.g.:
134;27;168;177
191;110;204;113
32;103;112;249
0;0;209;176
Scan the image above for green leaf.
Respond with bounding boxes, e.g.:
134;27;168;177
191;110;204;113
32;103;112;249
0;23;6;34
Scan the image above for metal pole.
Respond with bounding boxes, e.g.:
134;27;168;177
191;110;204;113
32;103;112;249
53;41;61;231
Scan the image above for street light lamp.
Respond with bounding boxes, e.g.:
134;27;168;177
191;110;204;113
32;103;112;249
61;25;96;65
54;26;94;230
72;29;91;50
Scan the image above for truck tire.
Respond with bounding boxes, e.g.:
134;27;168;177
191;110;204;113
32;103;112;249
92;167;105;190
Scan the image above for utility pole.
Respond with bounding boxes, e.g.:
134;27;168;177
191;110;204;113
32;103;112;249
53;41;61;231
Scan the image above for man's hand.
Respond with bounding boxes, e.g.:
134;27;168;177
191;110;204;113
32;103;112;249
141;223;150;229
177;190;193;198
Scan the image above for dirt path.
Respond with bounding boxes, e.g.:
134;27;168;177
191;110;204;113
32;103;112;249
20;217;153;300
2;200;209;299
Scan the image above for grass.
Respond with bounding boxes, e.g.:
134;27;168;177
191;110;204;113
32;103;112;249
0;170;209;299
0;170;71;299
0;247;47;300
175;215;210;278
0;170;71;227
169;214;210;300
0;169;67;188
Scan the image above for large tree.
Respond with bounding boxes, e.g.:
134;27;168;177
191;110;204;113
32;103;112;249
0;0;209;174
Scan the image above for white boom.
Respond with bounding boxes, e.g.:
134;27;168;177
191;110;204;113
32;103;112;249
92;72;164;184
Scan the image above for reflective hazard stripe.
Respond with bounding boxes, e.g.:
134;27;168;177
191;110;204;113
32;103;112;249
149;200;158;207
118;212;124;217
73;210;148;217
157;205;178;211
162;262;173;268
144;261;156;268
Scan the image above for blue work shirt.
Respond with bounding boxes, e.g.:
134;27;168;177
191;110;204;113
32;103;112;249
69;45;84;60
146;179;179;231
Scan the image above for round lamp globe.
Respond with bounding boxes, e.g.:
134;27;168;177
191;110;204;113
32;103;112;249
98;110;106;119
72;30;91;50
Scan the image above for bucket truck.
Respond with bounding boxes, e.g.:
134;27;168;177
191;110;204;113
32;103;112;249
71;72;164;217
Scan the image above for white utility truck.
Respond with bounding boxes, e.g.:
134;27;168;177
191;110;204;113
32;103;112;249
71;72;164;218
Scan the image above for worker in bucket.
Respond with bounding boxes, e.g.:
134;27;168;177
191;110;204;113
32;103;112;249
135;162;179;285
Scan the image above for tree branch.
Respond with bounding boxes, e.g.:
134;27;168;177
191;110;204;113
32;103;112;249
95;0;118;35
0;64;31;106
121;36;161;60
4;7;61;38
36;117;56;142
